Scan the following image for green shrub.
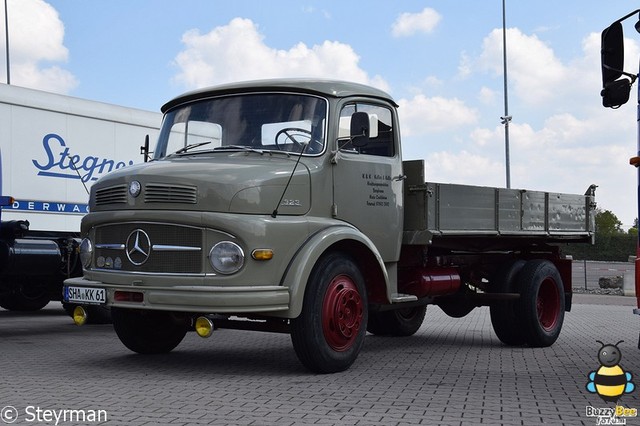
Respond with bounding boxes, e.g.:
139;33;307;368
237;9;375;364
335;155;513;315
559;233;636;261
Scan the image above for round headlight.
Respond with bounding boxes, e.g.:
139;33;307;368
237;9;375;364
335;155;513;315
79;238;93;268
209;241;244;275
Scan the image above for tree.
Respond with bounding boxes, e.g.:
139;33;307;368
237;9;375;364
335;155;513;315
629;218;639;237
595;209;624;235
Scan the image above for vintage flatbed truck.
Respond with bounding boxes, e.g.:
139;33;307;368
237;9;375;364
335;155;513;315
63;79;596;373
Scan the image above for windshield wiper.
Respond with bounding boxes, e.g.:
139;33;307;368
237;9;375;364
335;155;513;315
213;145;265;155
174;141;211;155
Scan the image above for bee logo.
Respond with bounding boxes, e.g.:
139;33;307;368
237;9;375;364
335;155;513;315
586;340;635;403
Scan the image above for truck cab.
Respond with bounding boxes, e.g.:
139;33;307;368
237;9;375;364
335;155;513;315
64;79;595;373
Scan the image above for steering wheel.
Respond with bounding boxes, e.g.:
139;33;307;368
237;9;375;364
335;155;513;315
275;127;325;154
275;127;311;151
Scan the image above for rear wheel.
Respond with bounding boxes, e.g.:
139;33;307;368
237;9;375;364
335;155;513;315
518;260;565;347
111;308;187;354
489;260;526;346
291;252;367;373
367;306;426;336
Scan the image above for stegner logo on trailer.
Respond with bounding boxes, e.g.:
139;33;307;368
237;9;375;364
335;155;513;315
32;133;135;182
585;341;638;425
1;405;107;424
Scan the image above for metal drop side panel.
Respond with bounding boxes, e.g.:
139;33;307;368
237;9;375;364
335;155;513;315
402;160;595;245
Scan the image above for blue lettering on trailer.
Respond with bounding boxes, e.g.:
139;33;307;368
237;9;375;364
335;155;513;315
32;133;135;182
8;199;89;215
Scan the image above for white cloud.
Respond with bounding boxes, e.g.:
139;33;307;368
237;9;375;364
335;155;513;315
424;150;505;187
457;51;471;79
391;8;441;38
1;0;76;93
478;28;566;106
173;18;388;91
474;27;640;112
397;94;479;135
478;86;496;105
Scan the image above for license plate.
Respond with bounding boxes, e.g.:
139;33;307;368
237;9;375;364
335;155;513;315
64;286;106;305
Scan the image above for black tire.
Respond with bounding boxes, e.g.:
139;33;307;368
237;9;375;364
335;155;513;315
438;300;475;318
367;306;426;336
0;287;50;311
489;259;526;346
518;260;565;347
111;308;187;354
290;252;368;373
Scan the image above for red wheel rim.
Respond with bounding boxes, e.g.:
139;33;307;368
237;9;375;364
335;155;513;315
537;278;560;332
322;274;364;351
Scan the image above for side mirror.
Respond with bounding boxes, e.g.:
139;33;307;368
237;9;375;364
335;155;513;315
601;22;625;85
141;134;150;162
602;79;632;108
601;22;634;108
350;112;370;148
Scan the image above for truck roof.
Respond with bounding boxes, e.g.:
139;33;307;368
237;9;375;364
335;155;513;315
161;79;397;113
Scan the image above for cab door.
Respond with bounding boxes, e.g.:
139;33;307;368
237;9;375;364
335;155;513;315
331;102;404;262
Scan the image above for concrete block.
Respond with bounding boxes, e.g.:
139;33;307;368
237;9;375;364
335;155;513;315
624;271;636;297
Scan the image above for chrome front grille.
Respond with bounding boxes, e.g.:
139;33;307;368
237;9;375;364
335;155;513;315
144;183;197;204
95;185;127;205
94;183;197;207
93;223;203;274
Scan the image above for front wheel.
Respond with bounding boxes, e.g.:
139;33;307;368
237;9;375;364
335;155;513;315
290;252;367;373
111;308;187;354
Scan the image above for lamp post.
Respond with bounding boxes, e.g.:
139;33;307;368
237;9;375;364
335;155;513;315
3;0;9;84
501;0;511;188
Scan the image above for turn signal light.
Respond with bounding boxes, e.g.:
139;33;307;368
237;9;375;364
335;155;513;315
251;249;274;260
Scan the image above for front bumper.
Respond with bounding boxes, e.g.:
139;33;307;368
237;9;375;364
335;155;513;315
63;277;290;314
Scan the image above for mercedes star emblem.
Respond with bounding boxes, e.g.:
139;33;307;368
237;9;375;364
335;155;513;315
126;229;151;265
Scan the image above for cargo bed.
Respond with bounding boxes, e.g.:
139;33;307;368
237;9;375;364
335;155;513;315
402;160;596;249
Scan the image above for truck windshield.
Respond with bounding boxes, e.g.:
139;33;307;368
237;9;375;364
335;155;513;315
154;93;327;158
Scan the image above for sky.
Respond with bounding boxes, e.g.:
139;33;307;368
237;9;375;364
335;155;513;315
2;0;640;227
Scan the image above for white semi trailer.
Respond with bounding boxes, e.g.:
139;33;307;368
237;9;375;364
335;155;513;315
0;83;160;314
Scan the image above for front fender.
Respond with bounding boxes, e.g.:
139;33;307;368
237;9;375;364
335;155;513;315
280;224;388;318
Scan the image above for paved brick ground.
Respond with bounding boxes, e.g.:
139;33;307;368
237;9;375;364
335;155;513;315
1;296;640;425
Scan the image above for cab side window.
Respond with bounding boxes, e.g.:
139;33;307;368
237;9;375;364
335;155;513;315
338;103;395;157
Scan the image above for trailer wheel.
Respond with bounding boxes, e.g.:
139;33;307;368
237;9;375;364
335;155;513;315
290;252;367;373
367;306;426;336
518;260;565;347
111;308;187;354
0;286;50;311
489;260;526;346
